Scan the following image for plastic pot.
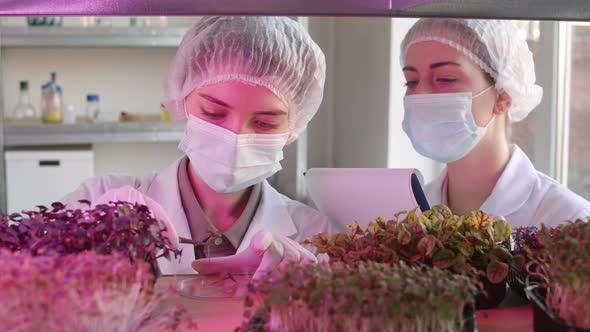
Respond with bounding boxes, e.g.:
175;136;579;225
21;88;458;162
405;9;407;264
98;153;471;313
475;276;507;309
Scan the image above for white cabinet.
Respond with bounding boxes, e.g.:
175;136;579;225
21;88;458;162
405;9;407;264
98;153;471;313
5;150;94;213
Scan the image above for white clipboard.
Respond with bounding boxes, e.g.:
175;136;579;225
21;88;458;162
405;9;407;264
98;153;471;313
305;168;430;229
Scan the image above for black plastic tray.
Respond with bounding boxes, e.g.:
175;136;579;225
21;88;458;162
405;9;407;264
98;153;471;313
507;264;527;299
525;285;590;332
243;303;479;332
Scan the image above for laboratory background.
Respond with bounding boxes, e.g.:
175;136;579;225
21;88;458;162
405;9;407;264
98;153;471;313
0;16;590;212
0;17;587;214
2;8;590;332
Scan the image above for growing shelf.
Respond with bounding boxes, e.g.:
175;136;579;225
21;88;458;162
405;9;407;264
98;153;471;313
0;26;187;47
396;0;590;21
3;120;185;146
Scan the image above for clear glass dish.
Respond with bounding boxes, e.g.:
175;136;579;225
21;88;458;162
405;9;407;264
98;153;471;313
176;273;251;300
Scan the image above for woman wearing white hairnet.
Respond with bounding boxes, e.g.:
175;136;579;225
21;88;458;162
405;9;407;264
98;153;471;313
400;18;590;228
62;17;331;277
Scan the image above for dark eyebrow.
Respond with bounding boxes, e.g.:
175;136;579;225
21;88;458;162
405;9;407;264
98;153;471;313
198;93;232;109
255;110;287;116
403;62;461;72
430;61;461;69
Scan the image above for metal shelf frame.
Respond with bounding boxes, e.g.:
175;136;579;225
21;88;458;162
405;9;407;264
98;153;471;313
396;0;590;21
0;26;187;47
1;0;590;20
3;121;185;147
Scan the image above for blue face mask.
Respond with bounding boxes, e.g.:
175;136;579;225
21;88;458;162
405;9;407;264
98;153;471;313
402;87;494;164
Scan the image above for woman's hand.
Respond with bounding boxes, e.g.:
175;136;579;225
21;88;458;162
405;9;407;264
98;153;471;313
192;230;317;281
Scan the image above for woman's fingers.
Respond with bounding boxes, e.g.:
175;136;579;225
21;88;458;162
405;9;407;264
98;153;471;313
252;240;284;281
279;235;318;263
192;230;318;284
192;249;259;275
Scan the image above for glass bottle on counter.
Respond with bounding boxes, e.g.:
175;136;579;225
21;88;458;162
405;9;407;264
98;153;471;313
63;104;76;125
13;80;37;119
86;94;100;122
41;72;63;124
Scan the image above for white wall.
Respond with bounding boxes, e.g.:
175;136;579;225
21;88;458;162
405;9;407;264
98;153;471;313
331;17;392;168
306;17;336;170
93;143;182;176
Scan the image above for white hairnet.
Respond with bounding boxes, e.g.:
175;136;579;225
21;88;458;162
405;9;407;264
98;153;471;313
401;19;543;123
164;16;326;143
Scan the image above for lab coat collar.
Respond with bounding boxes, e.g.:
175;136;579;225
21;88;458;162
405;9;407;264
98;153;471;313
236;181;298;253
147;159;297;274
427;145;536;218
480;145;537;217
426;168;447;207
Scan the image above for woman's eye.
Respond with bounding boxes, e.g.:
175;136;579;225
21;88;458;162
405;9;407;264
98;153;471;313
437;78;457;83
404;81;417;88
255;120;279;130
201;108;224;119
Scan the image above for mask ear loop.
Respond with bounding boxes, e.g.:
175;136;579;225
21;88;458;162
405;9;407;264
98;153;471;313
473;85;497;128
183;99;190;119
473;85;495;99
180;98;193;139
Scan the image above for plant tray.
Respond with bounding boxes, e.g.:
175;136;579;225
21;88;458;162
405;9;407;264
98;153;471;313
507;264;528;299
476;277;507;309
243;303;479;332
525;285;590;332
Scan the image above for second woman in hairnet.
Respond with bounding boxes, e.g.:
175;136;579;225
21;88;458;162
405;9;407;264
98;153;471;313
400;18;590;227
62;17;334;278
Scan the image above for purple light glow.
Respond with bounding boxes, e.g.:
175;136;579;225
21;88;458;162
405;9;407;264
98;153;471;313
0;0;436;16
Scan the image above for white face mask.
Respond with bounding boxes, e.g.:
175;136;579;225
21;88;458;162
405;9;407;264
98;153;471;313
402;86;494;163
178;115;289;193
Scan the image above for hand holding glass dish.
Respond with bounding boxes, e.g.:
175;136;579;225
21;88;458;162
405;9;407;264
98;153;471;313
177;230;318;299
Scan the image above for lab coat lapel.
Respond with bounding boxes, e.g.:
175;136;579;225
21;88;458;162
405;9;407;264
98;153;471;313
147;157;196;275
425;168;448;206
481;145;536;217
237;181;297;253
148;167;299;273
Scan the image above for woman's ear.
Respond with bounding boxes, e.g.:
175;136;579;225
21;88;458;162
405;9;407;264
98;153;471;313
493;90;512;115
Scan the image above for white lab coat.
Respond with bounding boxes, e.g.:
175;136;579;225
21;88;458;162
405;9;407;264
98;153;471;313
425;145;590;228
61;157;335;275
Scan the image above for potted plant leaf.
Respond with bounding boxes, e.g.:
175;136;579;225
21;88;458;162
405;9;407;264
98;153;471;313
525;220;590;332
238;261;479;332
0;201;197;332
508;226;546;298
307;205;516;309
0;201;181;277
